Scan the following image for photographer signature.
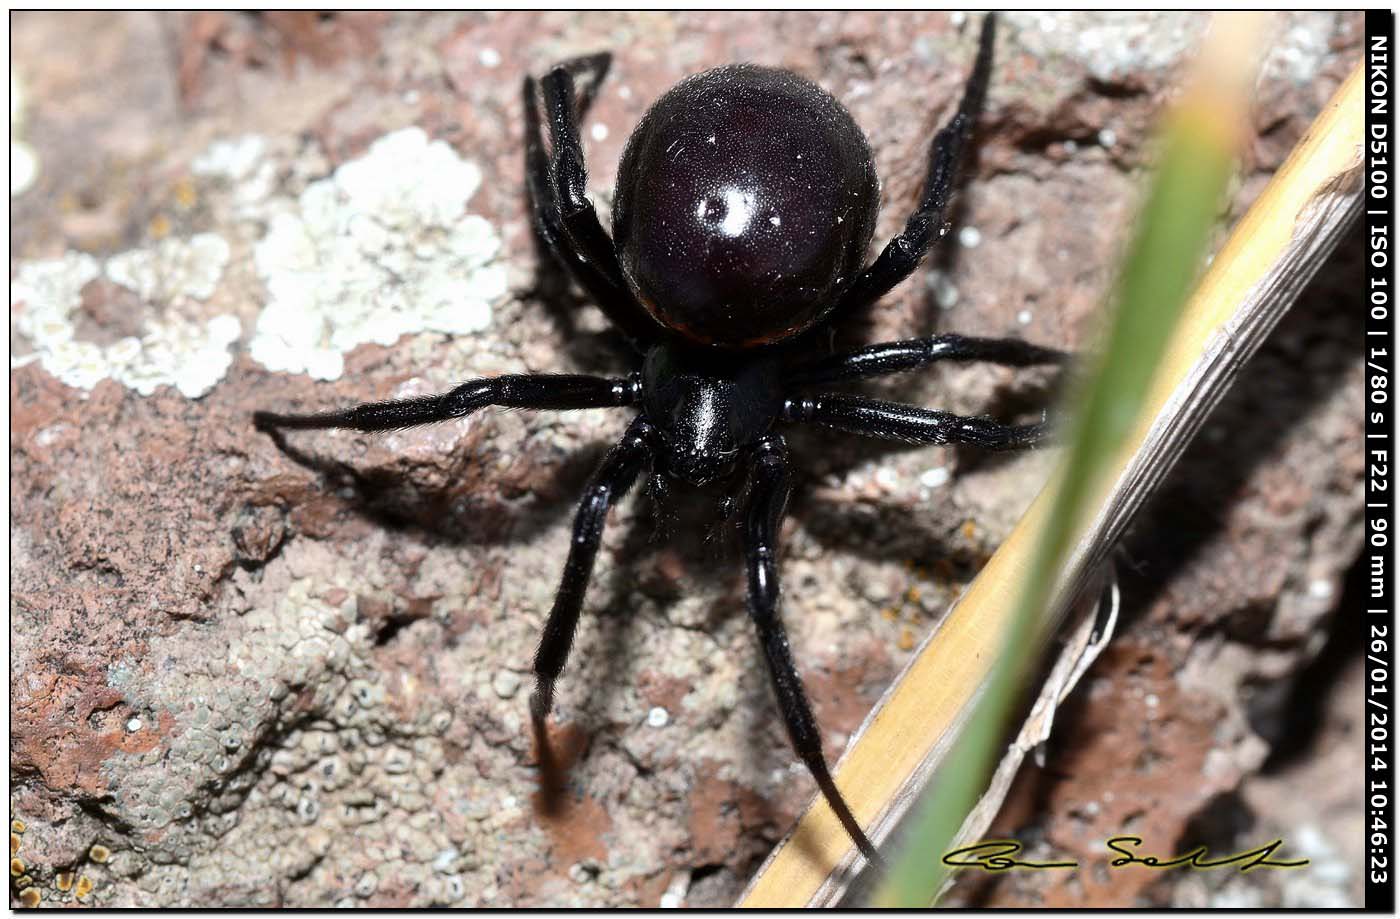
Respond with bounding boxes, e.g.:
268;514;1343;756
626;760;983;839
943;837;1309;872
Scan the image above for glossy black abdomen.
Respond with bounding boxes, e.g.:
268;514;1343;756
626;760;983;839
612;65;879;348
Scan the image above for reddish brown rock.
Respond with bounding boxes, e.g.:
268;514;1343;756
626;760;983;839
11;11;1364;908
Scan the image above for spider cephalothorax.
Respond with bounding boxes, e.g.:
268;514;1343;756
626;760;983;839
255;13;1067;870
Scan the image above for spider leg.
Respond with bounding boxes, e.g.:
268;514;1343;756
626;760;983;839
825;13;996;326
783;393;1049;449
552;52;612;113
784;333;1067;387
742;434;885;870
530;415;656;726
253;373;640;433
524;66;657;351
523;59;660;349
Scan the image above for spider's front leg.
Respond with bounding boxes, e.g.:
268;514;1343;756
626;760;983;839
741;434;885;870
252;373;640;434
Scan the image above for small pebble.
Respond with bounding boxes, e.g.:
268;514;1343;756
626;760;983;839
919;467;950;489
1098;127;1117;148
926;270;960;309
11;142;37;197
296;796;320;824
492;670;521;699
126;717;142;733
646;706;669;728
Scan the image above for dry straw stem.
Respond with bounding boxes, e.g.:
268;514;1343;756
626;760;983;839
738;47;1364;912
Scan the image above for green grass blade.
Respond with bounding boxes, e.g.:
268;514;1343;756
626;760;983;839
872;20;1255;908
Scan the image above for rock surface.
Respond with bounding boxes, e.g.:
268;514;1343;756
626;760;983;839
11;11;1363;908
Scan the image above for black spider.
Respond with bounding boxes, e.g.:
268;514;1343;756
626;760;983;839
254;13;1066;870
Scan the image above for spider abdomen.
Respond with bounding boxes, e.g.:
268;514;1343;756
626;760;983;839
612;65;880;348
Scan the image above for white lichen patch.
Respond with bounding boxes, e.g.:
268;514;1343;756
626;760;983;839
1006;12;1204;83
192;134;280;218
106;234;230;303
1009;12;1339;89
1259;13;1339;85
249;126;508;381
11;235;240;398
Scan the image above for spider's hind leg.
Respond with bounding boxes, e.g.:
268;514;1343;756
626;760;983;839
741;434;886;870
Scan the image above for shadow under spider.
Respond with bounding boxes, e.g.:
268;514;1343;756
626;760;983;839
532;467;975;844
535;487;799;846
259;421;609;548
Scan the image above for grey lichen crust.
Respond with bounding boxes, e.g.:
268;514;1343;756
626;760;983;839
94;541;472;906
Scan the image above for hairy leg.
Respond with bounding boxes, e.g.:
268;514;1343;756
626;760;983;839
784;332;1067;387
742;434;885;870
524;57;658;349
526;60;660;348
254;373;640;433
826;14;997;325
783;393;1049;449
530;416;655;725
